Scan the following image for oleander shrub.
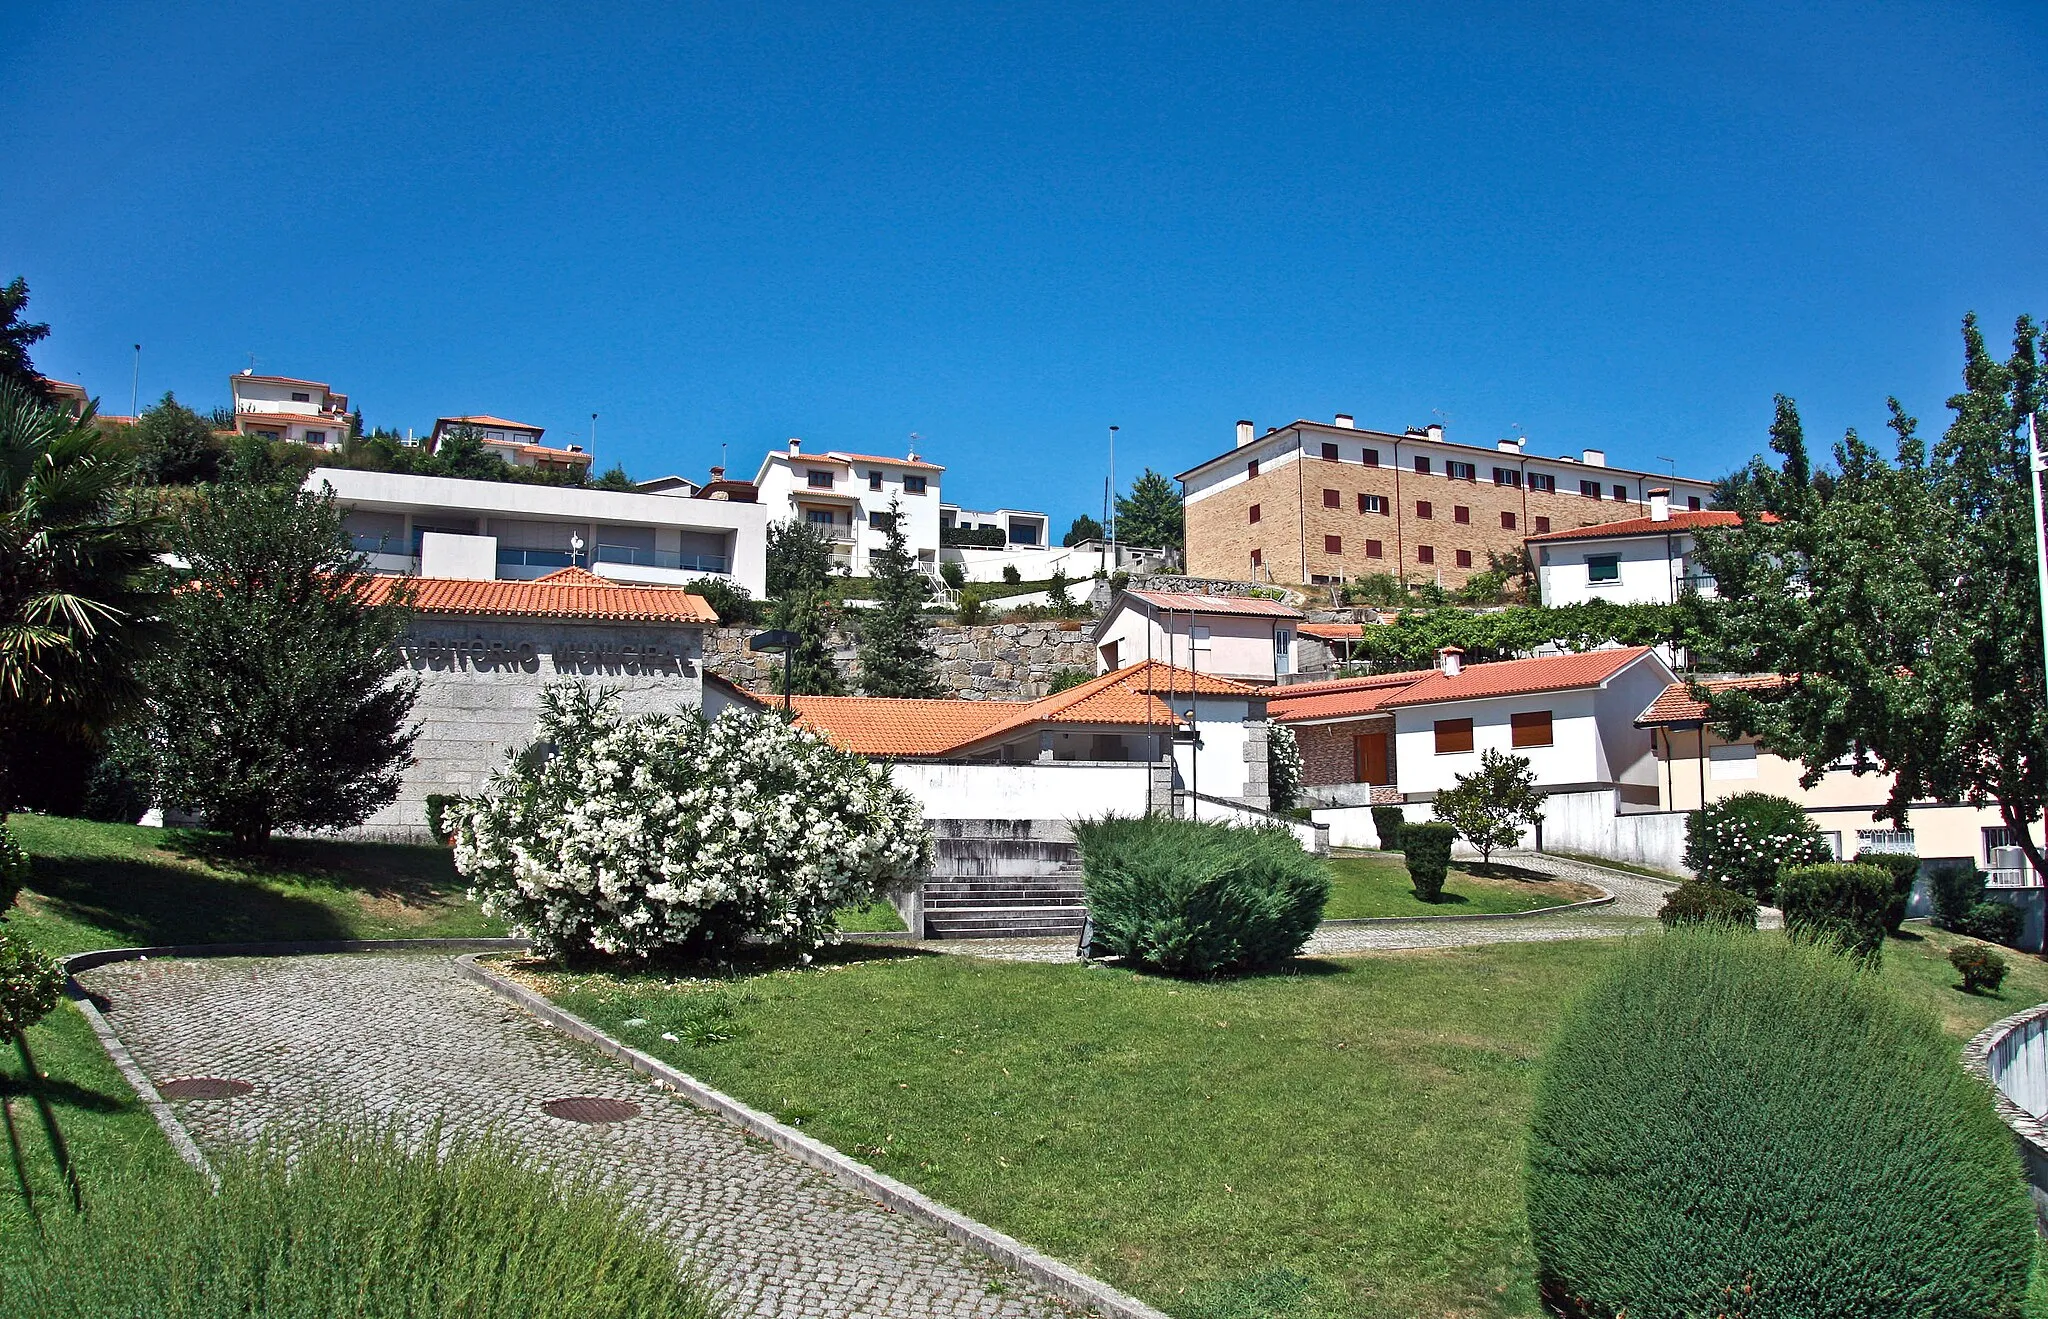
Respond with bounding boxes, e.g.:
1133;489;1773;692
1950;943;2009;995
1777;862;1892;964
1076;814;1329;977
423;794;459;845
1527;930;2035;1319
1853;850;1922;934
1401;821;1454;902
1267;724;1303;814
0;931;63;1034
0;822;27;913
1656;880;1759;930
1682;792;1830;903
455;684;931;961
1371;806;1405;853
1928;861;1987;929
0;1125;717;1318
1956;900;2025;948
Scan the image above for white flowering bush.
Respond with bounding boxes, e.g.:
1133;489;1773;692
1683;791;1831;904
1267;723;1304;813
454;685;932;961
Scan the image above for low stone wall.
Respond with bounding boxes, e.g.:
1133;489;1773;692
705;620;1098;700
1964;1003;2048;1229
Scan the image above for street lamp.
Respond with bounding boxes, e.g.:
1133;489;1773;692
1172;706;1202;820
750;628;800;713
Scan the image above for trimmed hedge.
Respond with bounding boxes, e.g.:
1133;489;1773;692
1778;862;1892;964
1683;792;1830;903
1401;821;1454;902
1852;851;1921;934
1929;861;1987;929
1076;815;1329;977
1957;901;2024;948
1950;943;2008;995
1657;881;1759;930
1371;806;1405;853
1526;931;2035;1319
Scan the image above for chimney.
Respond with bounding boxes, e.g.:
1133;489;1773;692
1581;448;1606;467
1333;413;1355;429
787;437;802;455
1425;423;1444;442
709;465;725;482
1439;645;1464;677
1236;419;1255;447
1649;487;1671;522
1497;438;1524;452
568;445;584;453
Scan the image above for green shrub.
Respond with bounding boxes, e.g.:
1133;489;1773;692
80;754;148;825
1076;815;1329;976
1401;821;1454;902
1777;862;1892;964
1956;900;2024;948
1044;665;1092;693
1267;724;1303;814
423;794;460;846
0;823;27;913
0;1125;716;1317
1657;881;1759;930
1853;850;1921;934
1950;943;2009;995
954;586;987;625
1526;931;2035;1319
0;931;63;1034
1928;861;1987;929
1370;806;1405;853
1683;792;1831;903
684;576;761;626
939;560;965;590
1002;564;1021;584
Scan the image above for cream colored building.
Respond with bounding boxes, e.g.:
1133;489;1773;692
1093;590;1304;684
230;371;352;447
428;415;594;475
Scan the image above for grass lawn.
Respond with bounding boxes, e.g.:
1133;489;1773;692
1322;850;1604;919
523;926;2048;1319
833;897;909;932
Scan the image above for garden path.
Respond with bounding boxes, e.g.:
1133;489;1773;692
78;952;1081;1319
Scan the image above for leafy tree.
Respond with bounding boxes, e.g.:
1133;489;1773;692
939;559;965;590
1047;568;1072;611
1268;723;1303;812
130;392;224;485
1338;600;1689;672
123;485;418;846
1431;749;1544;864
856;497;942;697
766;518;835;599
592;463;636;491
769;587;843;695
0;382;162;806
1114;469;1183;551
1063;513;1103;547
423;427;509;481
220;432;317;487
1690;314;2048;875
0;277;51;404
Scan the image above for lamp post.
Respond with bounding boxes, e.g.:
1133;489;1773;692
1108;424;1119;570
750;628;800;713
1172;706;1201;821
2029;414;2048;695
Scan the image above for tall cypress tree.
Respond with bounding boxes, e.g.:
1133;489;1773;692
770;587;843;696
856;499;942;697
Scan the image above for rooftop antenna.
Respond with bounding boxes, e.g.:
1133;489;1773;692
1108;424;1119;563
1656;455;1676;479
130;344;141;416
247;351;258;373
908;430;922;460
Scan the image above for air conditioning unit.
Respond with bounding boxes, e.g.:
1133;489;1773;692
1992;845;2030;874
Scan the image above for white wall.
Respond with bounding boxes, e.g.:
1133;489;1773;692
1312;804;1382;849
1093;599;1285;681
887;759;1151;821
1188;794;1327;853
1168;698;1253;800
1536;789;1693;874
1536;531;1705;607
1394;689;1606;796
232;377;333;417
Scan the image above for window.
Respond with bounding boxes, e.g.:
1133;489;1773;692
1366;539;1383;558
1323;488;1340;509
1358;493;1386;514
1534;516;1551;534
1413;456;1431;474
1501;511;1517;530
1613;484;1628;501
1579;480;1600;499
1249;504;1261;524
1321;442;1340;461
1192;623;1213;650
1493;467;1521;486
1008;521;1041;545
1324;534;1342;554
1417;544;1435;564
1456;548;1473;568
1857;828;1917;855
1708;743;1759;781
1453;505;1470;524
291;391;311;403
1416;500;1433;519
1587;554;1621;583
869;511;896;532
1448;460;1477;481
1434;718;1475;754
1687;495;1702;511
805;509;836;527
1529;472;1555;493
1511;710;1554;748
1250;547;1263;568
1247;459;1259;478
807;470;834;488
1362;448;1380;467
303;430;327;445
868;471;883;491
904;475;928;494
1986;827;2020;862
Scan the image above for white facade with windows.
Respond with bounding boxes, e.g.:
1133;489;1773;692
1092;590;1304;685
753;441;943;577
230;371;351;448
940;504;1050;548
1527;498;1760;607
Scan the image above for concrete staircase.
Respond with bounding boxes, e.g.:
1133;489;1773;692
920;819;1088;940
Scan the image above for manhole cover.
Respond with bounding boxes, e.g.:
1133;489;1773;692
541;1096;641;1124
160;1077;254;1100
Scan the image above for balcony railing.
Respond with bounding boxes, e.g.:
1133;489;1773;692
350;534;409;556
1988;869;2041;890
594;544;731;575
497;547;579;569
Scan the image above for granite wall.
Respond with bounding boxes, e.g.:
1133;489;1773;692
705;619;1099;700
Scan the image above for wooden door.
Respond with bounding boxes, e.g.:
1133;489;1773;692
1354;731;1390;785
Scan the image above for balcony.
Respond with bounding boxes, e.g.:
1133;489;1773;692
497;546;579;570
594;544;731;575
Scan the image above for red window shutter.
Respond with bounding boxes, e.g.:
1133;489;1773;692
1456;549;1473;568
1418;545;1435;564
1324;534;1342;554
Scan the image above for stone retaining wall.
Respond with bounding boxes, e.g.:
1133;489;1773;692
705;620;1099;700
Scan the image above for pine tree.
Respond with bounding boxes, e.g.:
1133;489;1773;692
856;498;942;697
1113;469;1183;551
1063;513;1103;547
770;587;843;696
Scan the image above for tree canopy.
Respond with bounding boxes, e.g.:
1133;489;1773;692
130;392;225;485
856;498;942;697
1114;469;1182;551
1063;513;1103;547
0;277;52;405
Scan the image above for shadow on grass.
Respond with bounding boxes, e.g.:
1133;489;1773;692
509;937;937;986
1410;890;1475;907
158;832;460;905
24;849;353;949
1459;862;1557;883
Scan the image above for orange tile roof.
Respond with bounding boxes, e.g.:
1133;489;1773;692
1267;670;1428;698
439;414;545;431
1300;622;1367;640
828;451;946;472
1636;674;1788;725
1376;647;1660;709
1123;590;1303;619
1268;669;1435;723
362;566;717;623
1523;509;1773;543
789;697;1015;755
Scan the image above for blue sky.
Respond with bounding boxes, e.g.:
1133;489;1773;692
6;2;2044;523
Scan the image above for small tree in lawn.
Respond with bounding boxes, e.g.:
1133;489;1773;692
1432;749;1544;866
124;485;419;846
857;499;942;697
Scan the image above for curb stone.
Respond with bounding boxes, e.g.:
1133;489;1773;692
456;953;1173;1319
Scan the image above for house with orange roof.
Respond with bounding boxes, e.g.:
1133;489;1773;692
753;438;944;579
39;377;89;421
1093;588;1306;685
1527;492;1775;607
428;414;594;476
230;369;353;448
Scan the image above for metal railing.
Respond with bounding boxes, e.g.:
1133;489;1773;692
1987;869;2041;890
593;544;731;574
496;547;578;569
349;534;409;556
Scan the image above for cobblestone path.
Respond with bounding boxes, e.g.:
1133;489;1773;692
79;953;1077;1319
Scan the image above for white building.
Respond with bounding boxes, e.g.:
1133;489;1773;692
309;467;768;596
428;415;594;476
1528;494;1767;607
940;504;1050;549
230;371;352;448
1093;590;1305;684
753;440;943;577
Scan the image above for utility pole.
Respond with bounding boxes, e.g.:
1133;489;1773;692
2029;414;2048;696
1108;424;1119;570
130;344;141;416
591;412;598;452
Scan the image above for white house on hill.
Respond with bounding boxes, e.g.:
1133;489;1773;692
230;371;352;448
753;439;943;577
1527;491;1774;607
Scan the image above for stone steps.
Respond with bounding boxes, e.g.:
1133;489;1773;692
918;818;1089;940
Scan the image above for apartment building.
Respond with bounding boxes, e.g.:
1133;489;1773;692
428;415;594;475
1178;416;1717;588
230;371;352;447
753;439;943;576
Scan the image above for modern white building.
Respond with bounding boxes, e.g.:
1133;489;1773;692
309;467;768;596
1093;590;1305;684
428;415;594;476
753;440;943;577
1527;493;1767;607
230;371;352;448
940;504;1050;549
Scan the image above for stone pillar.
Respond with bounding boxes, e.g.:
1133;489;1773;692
1241;717;1272;812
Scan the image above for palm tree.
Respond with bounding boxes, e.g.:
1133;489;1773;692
0;380;163;805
